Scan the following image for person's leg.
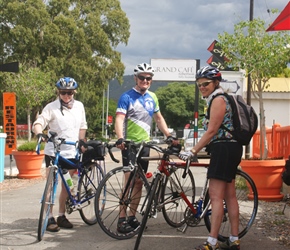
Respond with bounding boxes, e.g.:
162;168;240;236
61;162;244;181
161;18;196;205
224;181;239;236
208;178;227;238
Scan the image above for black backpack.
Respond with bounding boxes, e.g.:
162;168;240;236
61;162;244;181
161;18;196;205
207;93;258;145
282;157;290;186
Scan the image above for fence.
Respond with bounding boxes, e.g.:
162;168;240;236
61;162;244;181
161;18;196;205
252;123;290;159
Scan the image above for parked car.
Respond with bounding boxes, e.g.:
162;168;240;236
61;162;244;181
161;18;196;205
184;129;209;157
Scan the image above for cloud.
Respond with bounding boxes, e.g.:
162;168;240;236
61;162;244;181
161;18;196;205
118;0;288;75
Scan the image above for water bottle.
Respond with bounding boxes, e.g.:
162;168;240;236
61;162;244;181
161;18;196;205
63;169;74;194
146;172;153;183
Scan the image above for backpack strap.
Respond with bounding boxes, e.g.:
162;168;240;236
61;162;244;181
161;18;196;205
206;92;234;137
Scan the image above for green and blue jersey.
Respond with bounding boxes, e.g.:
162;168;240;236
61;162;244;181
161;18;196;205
116;88;159;143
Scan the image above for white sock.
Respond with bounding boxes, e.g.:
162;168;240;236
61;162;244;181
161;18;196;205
230;235;239;242
58;213;64;217
207;236;217;246
48;213;53;218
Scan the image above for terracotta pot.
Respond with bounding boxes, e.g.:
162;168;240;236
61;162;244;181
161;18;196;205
12;150;44;179
240;159;285;201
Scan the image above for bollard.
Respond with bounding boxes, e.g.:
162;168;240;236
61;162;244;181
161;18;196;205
0;133;7;183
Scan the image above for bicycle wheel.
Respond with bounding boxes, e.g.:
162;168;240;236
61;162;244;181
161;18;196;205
161;167;195;227
204;169;258;241
134;173;162;250
95;166;149;240
37;167;55;241
78;162;105;225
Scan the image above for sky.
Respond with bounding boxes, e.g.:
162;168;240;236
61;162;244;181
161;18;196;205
117;0;289;75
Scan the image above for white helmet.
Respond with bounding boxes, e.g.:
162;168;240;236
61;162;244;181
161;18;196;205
134;63;154;76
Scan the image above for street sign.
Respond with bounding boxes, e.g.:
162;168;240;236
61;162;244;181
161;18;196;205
107;115;113;125
0;62;19;73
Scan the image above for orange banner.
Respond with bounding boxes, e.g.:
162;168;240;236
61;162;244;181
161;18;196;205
3;92;17;155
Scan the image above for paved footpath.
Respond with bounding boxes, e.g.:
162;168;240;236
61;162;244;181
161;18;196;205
1;149;289;250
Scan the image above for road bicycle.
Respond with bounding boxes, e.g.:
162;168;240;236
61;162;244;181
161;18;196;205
94;139;195;240
36;131;118;241
134;145;258;250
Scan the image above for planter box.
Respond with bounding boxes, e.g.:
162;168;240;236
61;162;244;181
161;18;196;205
240;159;285;201
12;150;45;179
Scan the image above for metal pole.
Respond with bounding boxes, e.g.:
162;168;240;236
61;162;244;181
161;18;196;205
102;89;105;137
193;59;200;146
106;83;109;139
245;0;254;159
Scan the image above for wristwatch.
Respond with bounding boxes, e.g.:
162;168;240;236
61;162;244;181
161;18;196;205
191;148;196;155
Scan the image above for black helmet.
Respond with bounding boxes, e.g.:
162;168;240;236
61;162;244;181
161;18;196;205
55;77;78;90
196;66;222;81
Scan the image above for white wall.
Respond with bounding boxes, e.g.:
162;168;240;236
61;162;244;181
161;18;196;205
250;92;290;127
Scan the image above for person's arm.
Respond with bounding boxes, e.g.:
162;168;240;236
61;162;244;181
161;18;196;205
153;112;171;137
115;113;125;139
33;123;43;135
115;113;126;149
79;129;86;140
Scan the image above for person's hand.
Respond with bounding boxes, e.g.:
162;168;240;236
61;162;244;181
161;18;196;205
116;138;125;150
179;151;194;161
37;133;47;142
166;135;179;145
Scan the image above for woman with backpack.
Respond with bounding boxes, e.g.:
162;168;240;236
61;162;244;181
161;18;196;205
179;66;243;250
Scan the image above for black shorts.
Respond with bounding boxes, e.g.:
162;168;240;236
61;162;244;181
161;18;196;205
45;155;78;170
121;146;150;173
207;141;243;183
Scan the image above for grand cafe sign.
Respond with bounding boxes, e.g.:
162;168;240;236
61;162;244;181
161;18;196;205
150;59;197;81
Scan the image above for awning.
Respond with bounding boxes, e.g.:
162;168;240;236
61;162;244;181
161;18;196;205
266;1;290;32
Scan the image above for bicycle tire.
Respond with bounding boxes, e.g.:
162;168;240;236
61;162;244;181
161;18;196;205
95;166;150;240
204;169;258;241
161;167;195;228
37;167;55;241
78;162;105;225
134;173;162;250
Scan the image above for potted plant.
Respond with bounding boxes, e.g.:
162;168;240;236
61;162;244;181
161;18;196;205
218;17;289;201
12;140;45;179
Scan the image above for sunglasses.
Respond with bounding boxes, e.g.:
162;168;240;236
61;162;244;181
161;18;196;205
137;75;152;81
60;91;74;96
197;80;212;88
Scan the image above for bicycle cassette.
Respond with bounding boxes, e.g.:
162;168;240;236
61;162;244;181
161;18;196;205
184;205;201;227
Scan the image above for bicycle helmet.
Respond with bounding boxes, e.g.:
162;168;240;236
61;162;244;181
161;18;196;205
196;66;222;81
55;77;78;90
134;63;154;76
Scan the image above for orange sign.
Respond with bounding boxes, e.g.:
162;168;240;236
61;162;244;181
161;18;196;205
3;92;17;155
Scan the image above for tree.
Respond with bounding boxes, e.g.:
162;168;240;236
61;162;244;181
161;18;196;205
0;0;130;135
155;82;205;130
4;67;55;141
218;18;290;159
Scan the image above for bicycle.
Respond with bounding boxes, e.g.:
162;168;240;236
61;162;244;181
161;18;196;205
94;139;195;240
134;146;258;250
37;131;118;241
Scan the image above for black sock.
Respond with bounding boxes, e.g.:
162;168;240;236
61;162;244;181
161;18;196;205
118;217;126;223
128;215;136;221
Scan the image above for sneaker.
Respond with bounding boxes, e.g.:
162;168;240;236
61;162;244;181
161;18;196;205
195;241;220;250
219;239;240;250
127;216;140;229
57;215;73;229
117;220;135;234
47;217;60;232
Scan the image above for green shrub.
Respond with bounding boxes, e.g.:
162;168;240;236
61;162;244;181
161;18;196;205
17;141;45;151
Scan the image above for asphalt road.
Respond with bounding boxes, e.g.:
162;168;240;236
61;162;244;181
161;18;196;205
1;149;288;250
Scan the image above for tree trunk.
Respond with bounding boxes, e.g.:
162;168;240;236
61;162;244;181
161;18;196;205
27;106;31;142
258;91;268;159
